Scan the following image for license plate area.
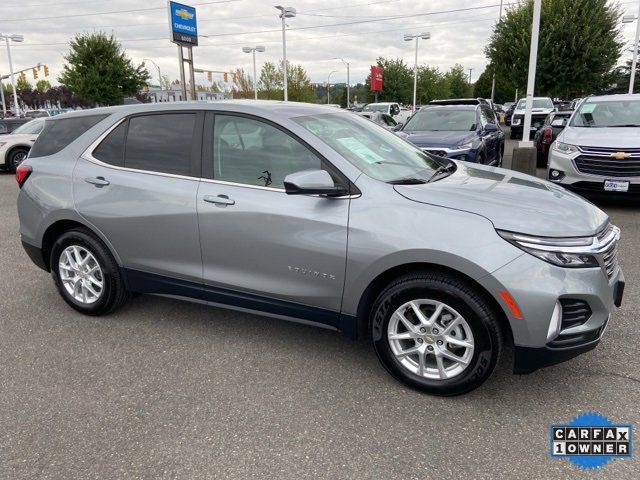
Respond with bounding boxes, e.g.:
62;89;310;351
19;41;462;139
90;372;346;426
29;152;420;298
604;179;630;192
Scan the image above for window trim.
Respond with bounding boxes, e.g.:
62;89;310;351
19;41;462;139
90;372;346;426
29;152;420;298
202;111;357;195
82;110;204;180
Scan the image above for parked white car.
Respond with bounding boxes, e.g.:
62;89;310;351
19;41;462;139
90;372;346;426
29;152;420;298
362;102;411;123
510;97;555;139
0;118;45;172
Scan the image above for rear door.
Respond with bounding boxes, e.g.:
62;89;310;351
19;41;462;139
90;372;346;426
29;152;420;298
73;111;204;285
196;112;350;324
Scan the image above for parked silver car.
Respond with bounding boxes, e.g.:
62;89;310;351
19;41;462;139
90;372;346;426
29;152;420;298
17;102;624;395
548;94;640;195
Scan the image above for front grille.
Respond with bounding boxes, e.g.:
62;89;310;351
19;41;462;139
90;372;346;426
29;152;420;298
574;155;640;177
601;238;619;279
560;299;592;329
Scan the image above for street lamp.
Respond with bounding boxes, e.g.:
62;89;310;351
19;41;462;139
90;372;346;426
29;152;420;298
623;9;640;94
327;70;338;104
333;57;350;107
0;33;24;116
143;58;162;89
242;46;266;100
275;6;296;101
404;32;430;109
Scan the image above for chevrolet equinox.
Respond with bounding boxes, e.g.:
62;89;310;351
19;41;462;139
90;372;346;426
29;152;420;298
17;102;625;395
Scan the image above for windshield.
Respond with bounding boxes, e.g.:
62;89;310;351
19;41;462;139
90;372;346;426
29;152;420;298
403;109;477;132
12;119;44;135
293;113;442;182
516;98;554;109
570;99;640;127
363;104;389;113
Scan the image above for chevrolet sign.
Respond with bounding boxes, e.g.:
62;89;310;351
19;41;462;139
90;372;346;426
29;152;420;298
169;1;198;46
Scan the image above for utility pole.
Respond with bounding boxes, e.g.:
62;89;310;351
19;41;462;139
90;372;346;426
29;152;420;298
1;34;23;116
521;0;542;144
404;32;430;109
327;70;337;104
630;1;640;93
490;0;504;103
468;68;473;85
276;6;296;101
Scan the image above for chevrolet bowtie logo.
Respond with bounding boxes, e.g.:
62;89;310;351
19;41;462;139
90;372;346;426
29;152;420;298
610;152;631;160
175;8;194;21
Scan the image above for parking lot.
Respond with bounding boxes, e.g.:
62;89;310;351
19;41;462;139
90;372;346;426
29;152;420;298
0;133;638;478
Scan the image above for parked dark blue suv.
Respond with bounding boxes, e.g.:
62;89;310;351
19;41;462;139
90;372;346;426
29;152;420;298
395;99;504;166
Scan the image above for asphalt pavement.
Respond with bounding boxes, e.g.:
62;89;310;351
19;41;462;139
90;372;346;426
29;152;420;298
1;137;639;478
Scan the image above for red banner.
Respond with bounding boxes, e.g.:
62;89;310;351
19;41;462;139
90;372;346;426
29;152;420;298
370;66;383;91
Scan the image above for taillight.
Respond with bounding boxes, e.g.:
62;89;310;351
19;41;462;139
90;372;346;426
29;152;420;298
542;127;553;144
16;165;32;188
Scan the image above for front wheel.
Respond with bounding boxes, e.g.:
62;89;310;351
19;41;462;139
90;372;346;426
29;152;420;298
8;148;29;173
370;272;502;396
50;228;129;315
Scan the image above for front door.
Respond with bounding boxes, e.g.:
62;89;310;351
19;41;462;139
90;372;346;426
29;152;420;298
197;113;350;326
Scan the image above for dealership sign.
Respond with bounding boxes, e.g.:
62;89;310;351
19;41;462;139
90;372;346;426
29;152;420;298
168;1;198;46
370;66;383;91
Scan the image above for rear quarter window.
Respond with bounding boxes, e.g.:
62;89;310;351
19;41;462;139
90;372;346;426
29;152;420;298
29;114;108;158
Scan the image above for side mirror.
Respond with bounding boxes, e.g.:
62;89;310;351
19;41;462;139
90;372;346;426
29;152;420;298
551;118;566;128
484;123;499;132
393;123;404;131
284;169;348;197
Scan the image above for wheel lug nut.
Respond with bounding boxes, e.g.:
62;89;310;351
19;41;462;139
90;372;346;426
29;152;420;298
419;327;426;333
432;328;439;334
437;340;443;346
427;345;434;351
417;338;423;343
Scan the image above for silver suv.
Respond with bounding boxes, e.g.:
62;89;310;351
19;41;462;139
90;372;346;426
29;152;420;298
548;94;640;195
17;102;624;395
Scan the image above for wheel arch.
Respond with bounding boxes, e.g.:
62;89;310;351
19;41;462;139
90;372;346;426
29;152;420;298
354;262;513;345
4;144;31;166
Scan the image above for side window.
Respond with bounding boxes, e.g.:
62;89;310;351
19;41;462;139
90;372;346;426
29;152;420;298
479;106;494;126
93;122;126;166
0;124;7;134
125;113;195;176
213;115;322;189
29;114;108;158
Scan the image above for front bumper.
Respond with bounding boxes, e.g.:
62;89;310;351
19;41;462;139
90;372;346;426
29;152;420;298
548;148;640;195
479;250;624;374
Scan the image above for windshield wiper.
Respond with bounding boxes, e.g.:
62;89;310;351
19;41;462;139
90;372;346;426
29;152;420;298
428;161;457;183
608;124;640;127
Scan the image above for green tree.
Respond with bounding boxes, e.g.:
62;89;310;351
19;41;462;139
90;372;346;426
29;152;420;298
485;0;622;99
232;67;254;99
59;32;149;105
258;61;283;99
365;57;413;103
35;79;51;93
16;76;32;91
416;66;449;104
286;63;315;103
445;64;472;98
473;64;517;103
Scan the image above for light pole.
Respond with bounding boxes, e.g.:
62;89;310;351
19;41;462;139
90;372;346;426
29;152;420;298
327;70;337;104
623;9;640;94
333;57;350;107
520;0;542;145
404;32;430;109
0;33;24;116
143;58;162;89
243;46;266;100
0;71;6;117
275;6;296;102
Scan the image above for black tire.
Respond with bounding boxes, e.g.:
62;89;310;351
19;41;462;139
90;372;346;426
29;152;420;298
370;272;502;396
7;147;29;173
50;228;129;315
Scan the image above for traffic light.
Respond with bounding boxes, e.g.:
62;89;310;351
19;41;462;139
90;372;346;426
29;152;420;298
223;72;228;82
19;72;26;83
33;68;38;79
207;71;212;82
43;65;49;77
232;73;237;83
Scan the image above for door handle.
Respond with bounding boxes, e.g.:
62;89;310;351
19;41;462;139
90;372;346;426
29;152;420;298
203;194;235;206
84;176;110;187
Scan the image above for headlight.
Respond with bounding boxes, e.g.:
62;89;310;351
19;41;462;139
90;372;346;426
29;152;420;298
456;141;473;149
553;141;578;154
497;230;600;268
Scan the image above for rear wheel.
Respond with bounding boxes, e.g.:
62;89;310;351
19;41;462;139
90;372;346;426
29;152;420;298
50;228;129;315
370;272;502;396
7;148;29;173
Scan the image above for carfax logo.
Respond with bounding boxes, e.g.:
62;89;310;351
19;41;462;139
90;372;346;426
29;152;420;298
550;413;633;469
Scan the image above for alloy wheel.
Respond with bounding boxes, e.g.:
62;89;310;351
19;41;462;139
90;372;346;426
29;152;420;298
387;299;475;380
58;245;104;304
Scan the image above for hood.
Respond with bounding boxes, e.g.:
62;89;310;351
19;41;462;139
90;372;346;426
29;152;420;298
0;133;37;142
394;162;608;237
397;130;475;148
560;126;640;148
